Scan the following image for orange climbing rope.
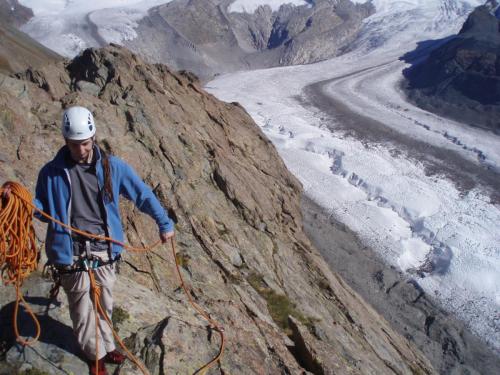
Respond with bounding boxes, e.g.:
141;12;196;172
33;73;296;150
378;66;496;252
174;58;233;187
0;181;225;374
171;237;226;375
0;181;40;346
88;268;151;375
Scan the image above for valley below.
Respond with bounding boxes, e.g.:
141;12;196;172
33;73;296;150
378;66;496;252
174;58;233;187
206;2;500;373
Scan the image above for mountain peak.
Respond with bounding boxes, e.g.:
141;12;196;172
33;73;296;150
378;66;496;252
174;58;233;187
459;1;500;37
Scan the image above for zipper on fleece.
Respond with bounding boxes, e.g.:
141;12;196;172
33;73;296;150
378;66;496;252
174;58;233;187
95;159;113;255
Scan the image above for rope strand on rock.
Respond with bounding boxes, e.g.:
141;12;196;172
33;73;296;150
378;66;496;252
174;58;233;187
1;181;225;374
171;237;226;375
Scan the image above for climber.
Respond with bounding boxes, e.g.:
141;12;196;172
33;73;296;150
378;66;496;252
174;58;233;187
3;106;175;375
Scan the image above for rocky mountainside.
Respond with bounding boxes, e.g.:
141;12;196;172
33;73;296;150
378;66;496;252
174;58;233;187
485;0;500;17
0;42;435;374
0;0;32;27
0;0;60;74
126;0;374;80
402;2;500;133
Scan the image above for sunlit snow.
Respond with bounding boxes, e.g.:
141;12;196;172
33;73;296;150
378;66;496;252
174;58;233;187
18;0;173;56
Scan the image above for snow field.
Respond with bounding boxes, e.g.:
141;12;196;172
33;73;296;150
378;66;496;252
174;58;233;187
323;61;500;169
18;0;172;56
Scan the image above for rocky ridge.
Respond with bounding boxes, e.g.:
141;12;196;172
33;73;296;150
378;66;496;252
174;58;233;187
402;2;500;133
0;44;434;374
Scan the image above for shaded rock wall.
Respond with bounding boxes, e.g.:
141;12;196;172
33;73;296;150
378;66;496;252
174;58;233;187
403;5;500;133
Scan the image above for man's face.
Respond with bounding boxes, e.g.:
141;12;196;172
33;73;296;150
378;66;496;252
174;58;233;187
66;137;94;163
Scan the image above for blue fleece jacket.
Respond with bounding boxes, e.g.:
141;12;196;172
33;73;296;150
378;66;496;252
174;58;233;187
34;146;174;265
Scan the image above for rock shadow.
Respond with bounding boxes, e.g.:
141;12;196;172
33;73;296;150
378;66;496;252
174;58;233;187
0;299;84;361
399;28;500;134
399;35;456;67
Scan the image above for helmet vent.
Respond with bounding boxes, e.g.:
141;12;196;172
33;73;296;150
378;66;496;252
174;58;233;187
64;114;71;132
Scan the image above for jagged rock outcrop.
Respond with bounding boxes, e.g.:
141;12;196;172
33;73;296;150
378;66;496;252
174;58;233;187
125;0;374;80
0;44;434;374
402;3;500;133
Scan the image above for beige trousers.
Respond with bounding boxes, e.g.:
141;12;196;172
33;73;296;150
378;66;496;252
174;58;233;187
60;253;116;361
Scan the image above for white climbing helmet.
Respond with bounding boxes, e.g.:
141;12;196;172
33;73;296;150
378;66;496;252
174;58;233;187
61;106;96;140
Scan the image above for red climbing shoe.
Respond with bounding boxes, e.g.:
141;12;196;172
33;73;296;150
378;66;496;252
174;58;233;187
105;349;126;364
88;358;108;375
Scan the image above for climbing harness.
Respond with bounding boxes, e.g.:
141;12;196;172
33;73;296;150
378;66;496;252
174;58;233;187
1;181;225;374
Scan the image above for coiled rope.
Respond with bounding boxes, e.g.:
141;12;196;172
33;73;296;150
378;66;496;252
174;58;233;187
0;182;40;346
0;181;225;374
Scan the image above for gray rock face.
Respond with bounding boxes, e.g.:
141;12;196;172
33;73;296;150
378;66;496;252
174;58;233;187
0;44;434;374
0;0;33;28
126;0;374;80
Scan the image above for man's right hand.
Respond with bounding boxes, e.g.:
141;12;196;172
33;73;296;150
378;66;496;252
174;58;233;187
1;183;12;200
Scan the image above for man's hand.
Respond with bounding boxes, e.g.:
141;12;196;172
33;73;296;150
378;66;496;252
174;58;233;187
160;231;175;243
1;183;12;200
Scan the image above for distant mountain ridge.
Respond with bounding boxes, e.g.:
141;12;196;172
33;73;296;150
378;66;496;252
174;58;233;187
403;2;500;133
125;0;374;80
7;0;374;81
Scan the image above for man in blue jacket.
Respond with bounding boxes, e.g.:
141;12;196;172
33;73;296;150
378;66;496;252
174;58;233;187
34;106;174;375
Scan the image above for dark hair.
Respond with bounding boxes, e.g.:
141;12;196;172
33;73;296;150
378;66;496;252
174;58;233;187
95;142;114;202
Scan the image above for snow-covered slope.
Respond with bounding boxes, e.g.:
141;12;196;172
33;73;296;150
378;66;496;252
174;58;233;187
206;0;500;354
18;0;172;56
350;0;483;54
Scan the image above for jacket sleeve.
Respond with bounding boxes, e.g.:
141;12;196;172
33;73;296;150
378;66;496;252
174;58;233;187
33;166;50;223
117;159;174;233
